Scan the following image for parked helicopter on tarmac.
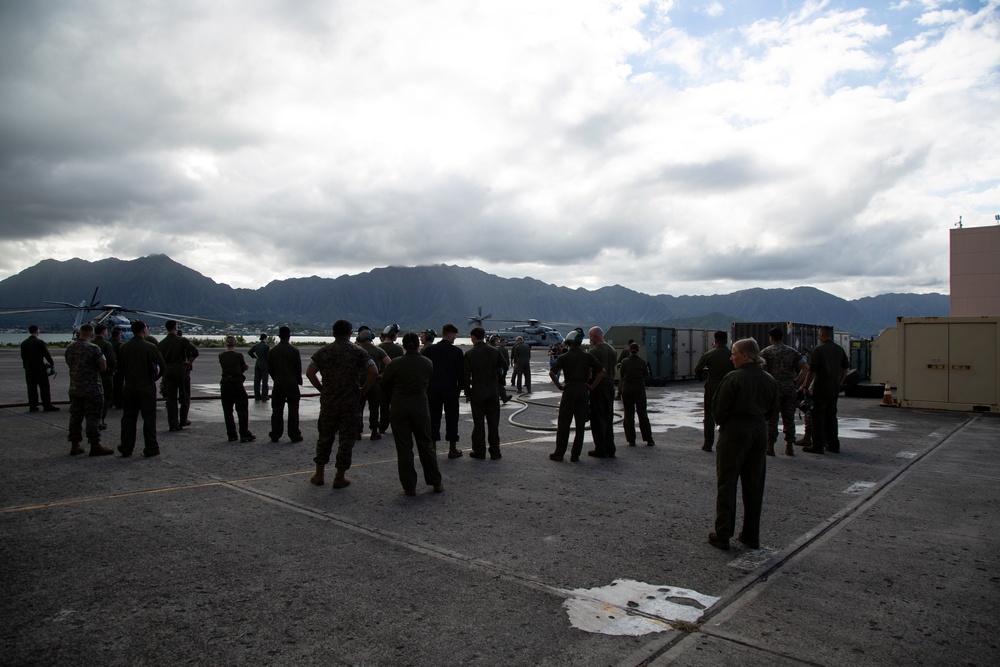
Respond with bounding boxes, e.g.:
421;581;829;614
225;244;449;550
0;287;218;340
465;306;566;346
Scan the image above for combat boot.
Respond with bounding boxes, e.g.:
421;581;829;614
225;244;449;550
332;468;351;489
310;464;325;486
784;442;795;456
70;443;86;456
766;443;776;457
795;426;812;447
89;443;114;457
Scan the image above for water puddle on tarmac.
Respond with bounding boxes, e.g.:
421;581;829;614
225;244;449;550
646;390;899;439
561;579;719;636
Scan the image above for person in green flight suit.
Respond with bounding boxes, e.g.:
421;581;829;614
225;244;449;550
618;343;654;446
157;319;199;432
695;331;736;453
267;326;303;443
218;335;255;443
117;320;166;458
248;333;270;402
708;337;779;551
20;324;59;412
511;336;532;393
548;329;605;462
463;327;507;460
803;325;850;455
381;332;444;495
587;326;617;458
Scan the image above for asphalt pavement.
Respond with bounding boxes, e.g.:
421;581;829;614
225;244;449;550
1;347;997;666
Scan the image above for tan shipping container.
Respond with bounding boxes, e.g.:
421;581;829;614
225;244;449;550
896;316;999;412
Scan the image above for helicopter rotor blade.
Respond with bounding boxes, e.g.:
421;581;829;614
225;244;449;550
41;301;84;308
127;309;225;326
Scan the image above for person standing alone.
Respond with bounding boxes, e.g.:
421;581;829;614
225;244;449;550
619;343;654;446
268;326;303;443
248;334;270;402
20;325;59;412
708;338;778;551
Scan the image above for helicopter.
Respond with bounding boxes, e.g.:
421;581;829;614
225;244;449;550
0;287;217;340
465;306;566;347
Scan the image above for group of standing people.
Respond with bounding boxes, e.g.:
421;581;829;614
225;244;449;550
696;326;849;551
23;318;850;549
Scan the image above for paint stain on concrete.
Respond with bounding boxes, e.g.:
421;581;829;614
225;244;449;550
561;579;719;636
844;481;877;494
728;547;779;572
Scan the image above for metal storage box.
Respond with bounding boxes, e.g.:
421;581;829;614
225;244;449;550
897;316;999;412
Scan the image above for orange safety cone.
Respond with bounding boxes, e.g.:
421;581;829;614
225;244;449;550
880;380;895;407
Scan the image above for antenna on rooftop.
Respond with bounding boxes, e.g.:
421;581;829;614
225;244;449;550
955;215;962;228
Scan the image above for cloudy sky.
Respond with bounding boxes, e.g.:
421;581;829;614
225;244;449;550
1;0;997;299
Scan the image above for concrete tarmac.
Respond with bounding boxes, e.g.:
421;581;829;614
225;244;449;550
1;347;997;666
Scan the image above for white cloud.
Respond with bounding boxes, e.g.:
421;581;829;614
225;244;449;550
1;0;998;301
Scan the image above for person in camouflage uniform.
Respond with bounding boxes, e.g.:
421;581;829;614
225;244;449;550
64;324;113;456
307;320;378;489
759;327;808;457
93;323;116;430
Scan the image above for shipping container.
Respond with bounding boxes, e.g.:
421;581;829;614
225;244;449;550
731;322;822;356
674;328;712;380
605;325;673;380
834;331;851;357
850;339;872;380
872;327;898;387
896;316;999;412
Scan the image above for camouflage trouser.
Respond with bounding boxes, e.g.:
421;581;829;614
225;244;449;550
314;394;362;471
68;392;103;445
768;385;798;445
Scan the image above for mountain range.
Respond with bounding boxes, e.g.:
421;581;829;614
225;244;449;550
0;255;950;338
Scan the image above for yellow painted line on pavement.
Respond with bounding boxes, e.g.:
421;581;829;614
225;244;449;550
3;438;542;514
1;481;224;513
